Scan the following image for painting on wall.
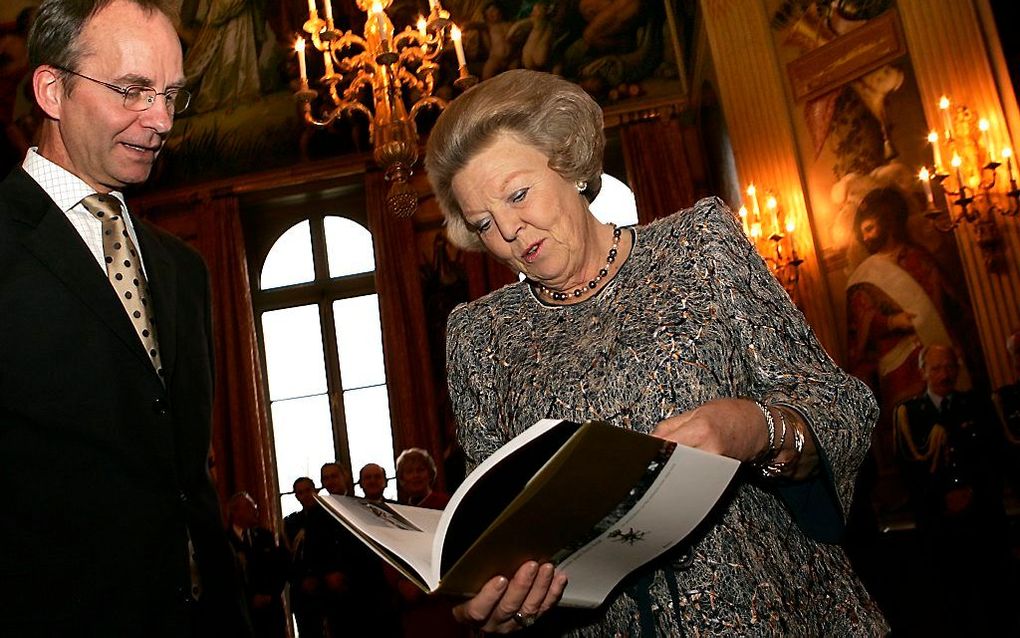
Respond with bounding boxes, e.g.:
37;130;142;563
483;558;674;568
142;0;690;191
768;1;989;515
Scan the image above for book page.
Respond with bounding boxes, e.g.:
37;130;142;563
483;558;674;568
318;495;443;589
553;445;739;607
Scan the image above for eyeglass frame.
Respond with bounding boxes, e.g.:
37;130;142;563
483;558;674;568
52;65;191;116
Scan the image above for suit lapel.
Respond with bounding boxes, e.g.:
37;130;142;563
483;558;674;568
5;170;156;372
136;221;178;384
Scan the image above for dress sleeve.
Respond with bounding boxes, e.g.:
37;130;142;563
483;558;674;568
445;301;506;472
693;197;878;540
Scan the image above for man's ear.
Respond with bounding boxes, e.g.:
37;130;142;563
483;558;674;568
33;65;64;120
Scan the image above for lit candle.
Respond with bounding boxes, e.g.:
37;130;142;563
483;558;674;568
746;184;762;222
295;38;308;82
978;118;995;162
417;15;427;38
939;95;953;140
928;130;942;171
918;167;934;206
372;2;387;41
322;0;333;22
1004;147;1016;182
451;25;466;67
323;48;334;76
785;217;796;234
307;0;317;16
951;152;964;191
765;193;779;235
428;0;438;12
738;205;750;236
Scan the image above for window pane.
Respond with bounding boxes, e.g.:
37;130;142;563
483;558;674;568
344;384;396;500
333;295;386;389
261;220;314;289
324;216;375;278
271;393;333;498
262;305;327;400
590;173;639;227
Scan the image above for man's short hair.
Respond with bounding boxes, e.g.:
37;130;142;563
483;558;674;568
28;0;177;90
292;476;314;491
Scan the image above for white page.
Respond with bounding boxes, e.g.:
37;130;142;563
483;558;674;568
553;445;739;607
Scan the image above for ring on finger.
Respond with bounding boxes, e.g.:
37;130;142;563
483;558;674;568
511;610;537;628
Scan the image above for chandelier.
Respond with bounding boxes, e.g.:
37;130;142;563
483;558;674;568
738;184;803;297
918;95;1015;272
294;0;476;216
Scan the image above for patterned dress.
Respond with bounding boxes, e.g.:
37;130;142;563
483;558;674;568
445;198;889;636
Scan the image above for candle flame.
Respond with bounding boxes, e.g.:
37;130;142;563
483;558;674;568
785;220;796;234
951;153;962;168
746;184;756;197
371;1;383;13
295;37;305;52
1003;147;1013;159
927;130;939;144
417;15;427;33
939;95;950;110
765;195;777;210
738;206;747;218
978;118;990;132
450;24;462;41
919;167;930;181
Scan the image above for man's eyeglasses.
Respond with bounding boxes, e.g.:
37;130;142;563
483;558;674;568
54;66;191;116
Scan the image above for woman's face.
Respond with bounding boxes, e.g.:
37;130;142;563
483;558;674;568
451;132;593;291
399;459;432;498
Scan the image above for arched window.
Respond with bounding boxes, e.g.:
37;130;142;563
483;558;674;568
250;191;397;516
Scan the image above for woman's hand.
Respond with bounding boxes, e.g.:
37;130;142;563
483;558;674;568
653;398;819;479
452;561;567;633
652;398;769;462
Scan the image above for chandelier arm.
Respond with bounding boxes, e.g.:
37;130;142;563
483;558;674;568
408;95;447;120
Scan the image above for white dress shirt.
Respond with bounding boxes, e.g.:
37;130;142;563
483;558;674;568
22;147;148;277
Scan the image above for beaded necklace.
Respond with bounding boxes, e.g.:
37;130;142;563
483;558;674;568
538;225;622;301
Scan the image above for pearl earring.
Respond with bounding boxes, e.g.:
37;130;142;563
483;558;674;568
576;181;587;192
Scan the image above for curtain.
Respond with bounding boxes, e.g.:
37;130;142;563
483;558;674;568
620;116;703;224
364;171;447;487
139;195;277;523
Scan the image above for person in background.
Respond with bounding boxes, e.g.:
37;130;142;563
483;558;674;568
0;1;249;635
282;477;326;638
992;330;1020;484
395;448;449;508
425;69;887;635
358;462;391;502
387;448;466;638
226;493;288;638
894;344;1015;633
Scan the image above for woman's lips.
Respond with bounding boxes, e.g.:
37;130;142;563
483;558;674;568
522;239;543;263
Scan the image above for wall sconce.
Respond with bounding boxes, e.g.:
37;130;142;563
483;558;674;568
738;184;803;297
919;95;1014;272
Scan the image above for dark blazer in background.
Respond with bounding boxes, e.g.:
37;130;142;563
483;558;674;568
0;168;249;637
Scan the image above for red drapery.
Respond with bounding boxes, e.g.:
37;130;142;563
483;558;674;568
620;117;707;224
138;195;277;522
364;171;447;489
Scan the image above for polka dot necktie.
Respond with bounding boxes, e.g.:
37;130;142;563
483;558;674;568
81;194;163;377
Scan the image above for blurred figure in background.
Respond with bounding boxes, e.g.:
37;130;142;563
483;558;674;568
358;462;391;503
226;492;288;638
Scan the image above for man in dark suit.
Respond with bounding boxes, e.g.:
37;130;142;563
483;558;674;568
894;344;1013;634
227;493;288;638
0;1;249;636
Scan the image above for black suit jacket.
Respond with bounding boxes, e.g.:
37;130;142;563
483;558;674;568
0;168;249;637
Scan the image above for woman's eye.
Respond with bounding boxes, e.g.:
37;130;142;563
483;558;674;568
510;188;528;204
473;219;491;234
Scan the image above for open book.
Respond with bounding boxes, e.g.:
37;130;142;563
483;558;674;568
317;419;739;608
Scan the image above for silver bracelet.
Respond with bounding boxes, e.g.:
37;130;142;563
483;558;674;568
761;407;806;478
752;400;777;464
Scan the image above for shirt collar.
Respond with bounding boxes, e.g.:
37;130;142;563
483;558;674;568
22;147;129;213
